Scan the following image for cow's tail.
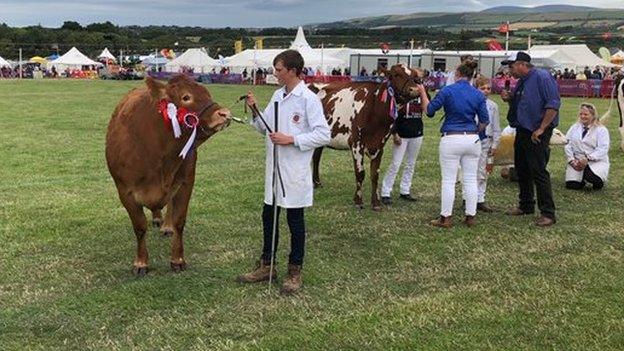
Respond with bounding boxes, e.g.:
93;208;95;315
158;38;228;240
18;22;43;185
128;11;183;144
599;84;616;124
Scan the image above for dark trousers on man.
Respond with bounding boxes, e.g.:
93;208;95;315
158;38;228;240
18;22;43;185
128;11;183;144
514;127;556;219
261;204;305;265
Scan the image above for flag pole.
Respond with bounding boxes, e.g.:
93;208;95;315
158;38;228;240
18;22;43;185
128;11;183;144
505;21;510;53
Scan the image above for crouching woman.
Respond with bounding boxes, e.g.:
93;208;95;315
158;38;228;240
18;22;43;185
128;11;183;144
564;103;610;190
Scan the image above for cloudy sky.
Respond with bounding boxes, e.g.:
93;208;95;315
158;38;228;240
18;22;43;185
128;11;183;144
1;0;623;28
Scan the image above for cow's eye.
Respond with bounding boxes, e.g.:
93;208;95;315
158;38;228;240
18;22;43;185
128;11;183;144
182;95;191;102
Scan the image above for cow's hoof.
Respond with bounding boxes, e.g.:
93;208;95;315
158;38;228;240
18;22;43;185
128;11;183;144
313;182;322;189
152;218;163;228
132;266;148;277
160;227;173;237
371;205;383;212
170;261;187;273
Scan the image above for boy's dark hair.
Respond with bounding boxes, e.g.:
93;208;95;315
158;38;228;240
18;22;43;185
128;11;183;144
273;50;304;76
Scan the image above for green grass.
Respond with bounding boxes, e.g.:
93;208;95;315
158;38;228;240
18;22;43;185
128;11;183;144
1;79;623;350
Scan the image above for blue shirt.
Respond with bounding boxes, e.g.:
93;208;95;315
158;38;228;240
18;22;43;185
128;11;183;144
508;68;560;132
426;80;489;134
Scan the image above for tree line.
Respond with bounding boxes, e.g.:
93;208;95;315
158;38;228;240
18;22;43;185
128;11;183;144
0;21;620;60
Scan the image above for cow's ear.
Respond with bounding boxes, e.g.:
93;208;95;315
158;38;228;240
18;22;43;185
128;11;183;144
145;76;166;100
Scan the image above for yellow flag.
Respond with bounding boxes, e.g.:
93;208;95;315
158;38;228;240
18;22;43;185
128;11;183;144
234;40;243;54
254;37;264;50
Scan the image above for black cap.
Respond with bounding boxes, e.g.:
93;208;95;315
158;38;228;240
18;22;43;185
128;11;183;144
501;51;531;66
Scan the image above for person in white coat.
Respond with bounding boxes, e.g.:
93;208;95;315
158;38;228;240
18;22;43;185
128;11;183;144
474;77;501;211
237;50;330;295
564;103;610;190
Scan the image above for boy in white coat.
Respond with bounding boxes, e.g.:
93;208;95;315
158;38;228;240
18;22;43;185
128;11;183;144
236;50;330;295
474;77;501;212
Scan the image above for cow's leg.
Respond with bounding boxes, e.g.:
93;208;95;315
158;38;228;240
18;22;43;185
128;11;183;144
369;149;384;212
151;209;163;228
117;190;149;277
169;166;196;273
312;147;324;188
159;204;174;237
351;143;365;209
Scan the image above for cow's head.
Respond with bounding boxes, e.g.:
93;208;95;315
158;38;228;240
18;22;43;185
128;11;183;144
550;128;568;145
146;75;231;139
379;64;423;101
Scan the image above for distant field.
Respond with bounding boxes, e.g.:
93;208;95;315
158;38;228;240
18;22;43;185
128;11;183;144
509;22;557;30
1;79;623;350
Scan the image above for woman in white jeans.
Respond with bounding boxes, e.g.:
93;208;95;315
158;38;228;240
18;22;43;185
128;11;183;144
381;95;426;204
417;60;489;228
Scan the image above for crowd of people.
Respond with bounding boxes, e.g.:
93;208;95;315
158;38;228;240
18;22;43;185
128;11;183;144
552;66;621;80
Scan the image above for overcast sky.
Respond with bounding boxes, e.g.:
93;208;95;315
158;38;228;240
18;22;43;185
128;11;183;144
1;0;623;28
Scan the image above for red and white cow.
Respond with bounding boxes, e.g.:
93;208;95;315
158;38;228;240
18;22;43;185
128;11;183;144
308;64;422;211
601;74;624;151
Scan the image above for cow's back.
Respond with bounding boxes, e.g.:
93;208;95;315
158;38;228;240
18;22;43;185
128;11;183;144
309;81;378;150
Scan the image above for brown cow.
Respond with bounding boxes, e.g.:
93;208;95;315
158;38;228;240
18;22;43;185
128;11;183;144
105;75;231;276
309;64;422;211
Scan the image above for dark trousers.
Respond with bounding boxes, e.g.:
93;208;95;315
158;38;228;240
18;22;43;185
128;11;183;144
514;127;556;219
261;204;306;265
565;166;604;190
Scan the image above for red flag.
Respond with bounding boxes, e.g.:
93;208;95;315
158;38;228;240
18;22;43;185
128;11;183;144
498;23;509;34
486;39;503;51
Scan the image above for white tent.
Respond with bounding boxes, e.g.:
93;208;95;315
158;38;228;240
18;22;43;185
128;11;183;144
530;45;615;69
0;55;10;67
165;48;220;73
50;47;102;69
224;27;347;73
98;48;116;62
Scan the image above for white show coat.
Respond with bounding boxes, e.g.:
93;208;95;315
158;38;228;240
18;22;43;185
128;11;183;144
251;80;331;208
564;122;610;182
484;99;502;149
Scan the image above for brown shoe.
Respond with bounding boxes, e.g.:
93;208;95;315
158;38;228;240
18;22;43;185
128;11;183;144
464;215;476;227
477;202;494;213
280;264;302;295
430;215;453;228
235;260;277;283
535;215;556;227
505;207;531;216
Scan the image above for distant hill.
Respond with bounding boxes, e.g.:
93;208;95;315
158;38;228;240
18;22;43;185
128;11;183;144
310;5;624;31
481;5;598;14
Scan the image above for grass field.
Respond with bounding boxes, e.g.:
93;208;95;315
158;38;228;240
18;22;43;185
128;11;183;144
1;79;623;350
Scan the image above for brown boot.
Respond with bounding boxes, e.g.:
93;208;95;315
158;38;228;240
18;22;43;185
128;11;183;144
477;202;494;213
535;215;556;227
430;215;453;228
235;260;277;283
505;207;530;216
464;215;476;227
280;264;302;295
